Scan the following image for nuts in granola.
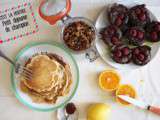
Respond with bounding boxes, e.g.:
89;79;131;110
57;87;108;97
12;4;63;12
63;21;96;51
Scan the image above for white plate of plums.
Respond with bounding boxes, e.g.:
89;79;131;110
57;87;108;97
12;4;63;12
95;1;160;69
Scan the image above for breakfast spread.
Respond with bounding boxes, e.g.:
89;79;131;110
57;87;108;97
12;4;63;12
1;0;159;119
20;53;72;104
100;3;160;66
63;20;96;51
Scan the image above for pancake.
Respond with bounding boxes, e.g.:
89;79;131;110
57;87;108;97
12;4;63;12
23;54;63;92
20;53;72;104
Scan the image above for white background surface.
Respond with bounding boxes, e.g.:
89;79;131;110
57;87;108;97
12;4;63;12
0;0;160;120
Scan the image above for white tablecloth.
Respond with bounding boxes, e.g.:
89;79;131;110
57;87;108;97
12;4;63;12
0;0;160;120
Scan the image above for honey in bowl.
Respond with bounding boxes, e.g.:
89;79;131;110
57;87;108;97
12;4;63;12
99;70;120;92
116;84;136;105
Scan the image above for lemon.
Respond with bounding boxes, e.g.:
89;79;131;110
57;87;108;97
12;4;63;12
87;103;111;120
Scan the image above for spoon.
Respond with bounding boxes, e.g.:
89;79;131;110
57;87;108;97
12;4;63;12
64;110;70;120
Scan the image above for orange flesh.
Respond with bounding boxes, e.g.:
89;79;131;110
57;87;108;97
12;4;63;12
99;71;120;91
116;84;136;105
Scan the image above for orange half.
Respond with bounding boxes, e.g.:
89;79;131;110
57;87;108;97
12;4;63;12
116;84;136;105
99;70;120;91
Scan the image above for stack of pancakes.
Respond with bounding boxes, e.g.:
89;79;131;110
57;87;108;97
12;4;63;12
20;53;72;104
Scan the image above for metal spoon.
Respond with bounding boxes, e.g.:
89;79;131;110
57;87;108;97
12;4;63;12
64;109;78;120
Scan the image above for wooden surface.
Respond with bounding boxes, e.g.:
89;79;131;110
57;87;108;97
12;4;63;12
0;0;160;120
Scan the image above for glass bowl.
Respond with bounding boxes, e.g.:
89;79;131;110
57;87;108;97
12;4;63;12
60;16;97;54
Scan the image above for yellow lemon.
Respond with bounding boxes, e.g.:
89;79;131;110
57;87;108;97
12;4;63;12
87;103;111;120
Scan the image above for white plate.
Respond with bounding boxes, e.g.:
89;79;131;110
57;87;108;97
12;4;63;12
10;42;79;111
95;1;160;69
